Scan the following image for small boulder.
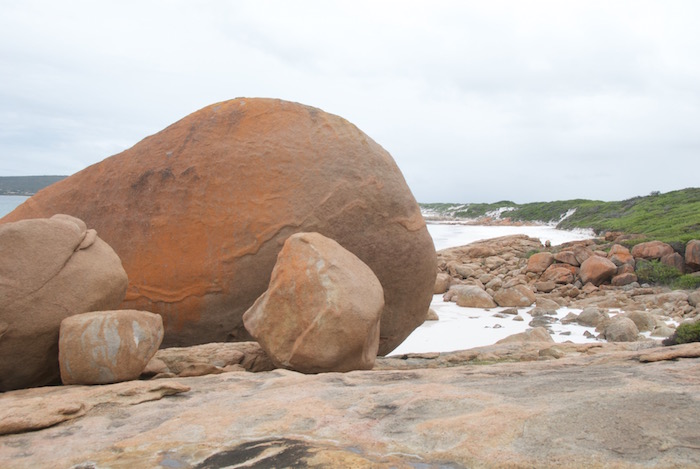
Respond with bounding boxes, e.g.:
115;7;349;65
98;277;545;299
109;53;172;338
616;263;636;275
577;307;609;328
604;317;639;342
243;232;383;373
454;264;475;279
561;312;579;324
573;245;593;265
493;284;536;307
686;240;700;270
611;273;638;287
651;325;676;338
496;327;554;344
689;291;700;307
541;265;575;284
536;297;562;311
631;241;674;260
624;311;657;332
454;285;497;308
580;256;617;286
434;272;452;294
534;280;556;293
608;244;635;267
59;310;164;385
425;308;439;321
525;252;554;274
553;250;579;266
661;252;685;273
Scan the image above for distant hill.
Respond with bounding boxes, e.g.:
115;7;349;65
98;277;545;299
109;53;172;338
421;187;700;244
0;176;67;195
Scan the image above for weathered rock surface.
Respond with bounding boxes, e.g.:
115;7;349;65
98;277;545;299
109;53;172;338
631;240;674;260
452;285;497;308
495;326;554;344
612;272;638;286
576;307;609;327
0;215;128;391
553;250;579;266
243;232;383;373
426;308;439;321
525;251;554;273
541;264;575;284
580;255;618;286
608;244;635;267
2;343;700;468
433;272;451;294
59;310;164;385
143;342;276;377
1;98;436;356
686;239;700;269
604;317;640;342
493;284;536;307
661;252;685;272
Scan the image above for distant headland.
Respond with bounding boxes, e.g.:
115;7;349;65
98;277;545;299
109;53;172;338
0;175;67;195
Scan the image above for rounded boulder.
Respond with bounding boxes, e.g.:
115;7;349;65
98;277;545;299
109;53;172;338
580;256;618;286
1;98;436;355
59;310;164;385
243;232;383;373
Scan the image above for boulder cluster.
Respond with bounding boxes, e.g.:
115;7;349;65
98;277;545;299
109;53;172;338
1;99;436;391
2;98;436;357
437;233;700;343
0;215;131;391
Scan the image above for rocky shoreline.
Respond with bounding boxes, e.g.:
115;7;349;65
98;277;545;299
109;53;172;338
435;233;700;345
2;231;700;467
1;98;699;467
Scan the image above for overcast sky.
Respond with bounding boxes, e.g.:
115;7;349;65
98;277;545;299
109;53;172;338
1;1;698;203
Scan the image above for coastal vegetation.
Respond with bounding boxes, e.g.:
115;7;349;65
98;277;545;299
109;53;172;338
422;187;700;244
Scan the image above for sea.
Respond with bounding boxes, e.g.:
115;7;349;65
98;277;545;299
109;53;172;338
0;195;29;217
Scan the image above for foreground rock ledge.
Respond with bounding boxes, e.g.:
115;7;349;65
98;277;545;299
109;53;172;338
1;343;700;468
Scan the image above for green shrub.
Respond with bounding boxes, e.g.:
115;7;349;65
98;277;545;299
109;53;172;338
635;259;682;285
663;321;700;346
525;249;540;258
672;275;700;290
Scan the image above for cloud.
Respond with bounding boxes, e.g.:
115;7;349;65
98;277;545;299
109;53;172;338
1;0;699;203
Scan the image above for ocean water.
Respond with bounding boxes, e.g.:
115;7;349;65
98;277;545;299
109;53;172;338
0;196;28;217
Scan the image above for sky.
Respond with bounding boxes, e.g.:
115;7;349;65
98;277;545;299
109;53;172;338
1;1;699;203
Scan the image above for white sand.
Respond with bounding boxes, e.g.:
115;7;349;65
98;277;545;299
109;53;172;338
391;296;599;355
391;223;600;355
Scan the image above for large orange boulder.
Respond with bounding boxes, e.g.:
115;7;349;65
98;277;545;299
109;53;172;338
1;98;436;355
